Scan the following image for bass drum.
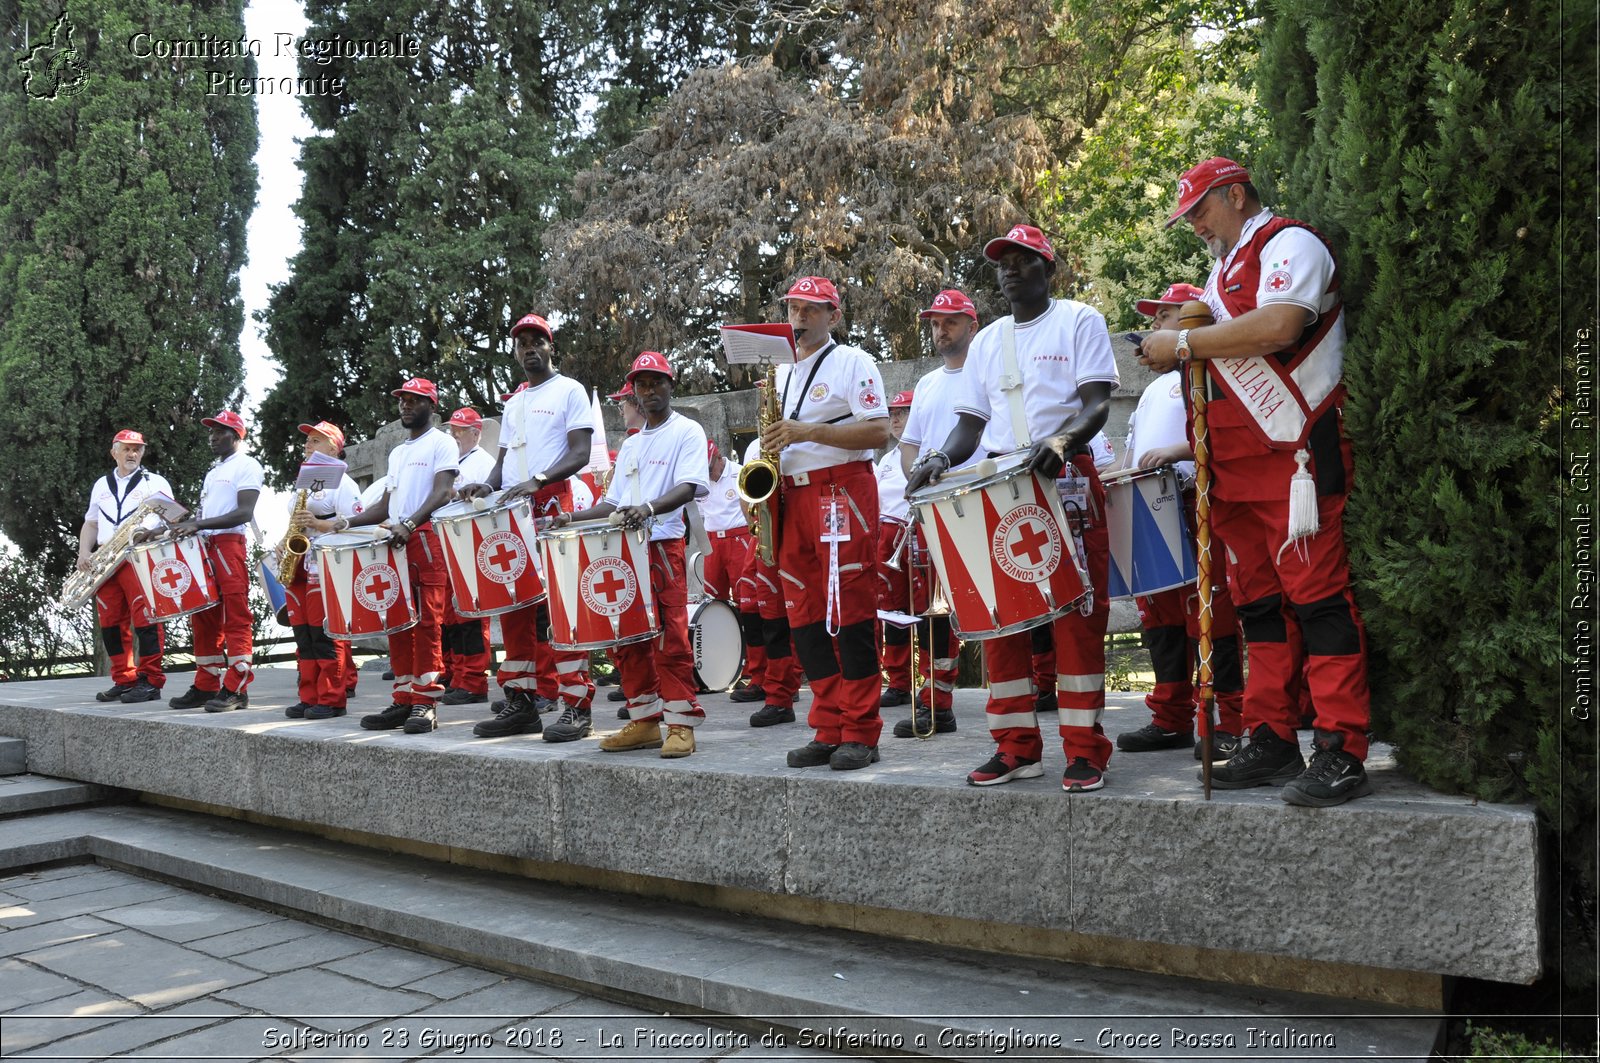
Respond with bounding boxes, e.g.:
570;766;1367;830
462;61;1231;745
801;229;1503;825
689;597;744;694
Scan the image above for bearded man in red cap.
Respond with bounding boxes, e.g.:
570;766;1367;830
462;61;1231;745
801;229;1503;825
554;352;710;756
162;411;264;712
77;429;174;705
763;276;891;772
1137;157;1373;807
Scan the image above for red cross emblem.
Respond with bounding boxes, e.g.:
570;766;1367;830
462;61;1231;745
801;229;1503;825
992;504;1060;582
1009;520;1051;566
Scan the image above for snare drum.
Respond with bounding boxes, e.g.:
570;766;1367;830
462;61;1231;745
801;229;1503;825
910;450;1088;641
315;532;417;640
1101;465;1196;600
433;492;546;617
132;534;218;622
688;597;743;693
539;518;658;650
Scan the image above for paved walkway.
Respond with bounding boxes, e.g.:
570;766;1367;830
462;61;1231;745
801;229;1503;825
0;863;848;1062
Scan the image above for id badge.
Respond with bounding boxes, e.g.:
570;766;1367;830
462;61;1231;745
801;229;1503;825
1056;467;1089;515
819;496;851;542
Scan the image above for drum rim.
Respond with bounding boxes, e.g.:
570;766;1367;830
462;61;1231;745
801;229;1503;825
537;517;645;542
452;590;549;618
689;597;744;692
326;615;419;640
433;491;531;523
949;597;1088;641
908;448;1036;506
130;532;202;555
313;531;400;549
1101;462;1182;485
550;627;657;652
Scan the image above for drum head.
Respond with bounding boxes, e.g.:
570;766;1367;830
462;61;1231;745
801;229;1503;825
690;598;744;693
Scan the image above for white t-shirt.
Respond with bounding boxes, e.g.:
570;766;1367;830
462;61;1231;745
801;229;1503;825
772;340;889;475
358;479;387;513
876;450;909;522
199;450;265;535
602;412;710;541
455;446;496;489
384;429;459;523
499;373;592;483
955;299;1120;455
84;468;175;547
900;364;979;472
570;476;594;512
1124;372;1195;479
700;460;747;532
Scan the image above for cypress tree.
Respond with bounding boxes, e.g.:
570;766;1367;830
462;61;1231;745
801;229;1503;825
0;0;257;579
1258;0;1594;997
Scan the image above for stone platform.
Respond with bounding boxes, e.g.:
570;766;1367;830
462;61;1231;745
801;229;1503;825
0;667;1540;1010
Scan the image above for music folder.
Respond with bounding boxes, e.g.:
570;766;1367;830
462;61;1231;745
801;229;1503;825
718;323;798;365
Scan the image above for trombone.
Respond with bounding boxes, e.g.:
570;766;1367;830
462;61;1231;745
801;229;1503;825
884;515;945;738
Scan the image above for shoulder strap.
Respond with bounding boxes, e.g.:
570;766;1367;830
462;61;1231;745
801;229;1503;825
999;321;1032;448
783;341;839;421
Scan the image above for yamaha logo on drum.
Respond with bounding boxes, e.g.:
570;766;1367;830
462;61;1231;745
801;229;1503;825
354;563;402;613
476;531;527;585
579;558;637;616
992;505;1061;581
152;558;193;600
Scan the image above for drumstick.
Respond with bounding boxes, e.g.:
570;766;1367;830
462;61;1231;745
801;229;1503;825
1180;300;1218;798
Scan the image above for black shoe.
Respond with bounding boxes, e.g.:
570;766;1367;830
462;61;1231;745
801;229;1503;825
306;704;346;720
1194;731;1243;761
1062;757;1106;792
728;684;767;704
1204;727;1305;788
543;705;592;743
402;704;437;734
786;740;839;767
607;688;627;702
96;682;135;703
439;688;487;705
1282;747;1372;807
1117;724;1192;752
594;672;617;687
749;703;796;727
830;743;879;771
381;669;395;681
167;685;209;710
203;690;248;713
284;701;311;719
892;707;956;738
879;687;911;708
360;702;412;730
617;703;631;719
118;678;161;704
1035;691;1058;715
473;694;543;737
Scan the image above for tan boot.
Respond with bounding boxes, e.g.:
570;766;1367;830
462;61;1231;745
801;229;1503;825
599;717;663;752
660;725;695;759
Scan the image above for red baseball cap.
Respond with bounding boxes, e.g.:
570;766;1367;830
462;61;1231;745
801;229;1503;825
1134;282;1208;318
1166;156;1252;227
918;289;978;320
202;410;247;438
499;381;529;402
297;421;346;450
625;351;675;383
607;381;634;401
510;313;553;340
391;377;439;403
112;429;145;446
447;407;482;429
983;223;1055;263
707;440;720;461
781;276;841;308
888;390;914;409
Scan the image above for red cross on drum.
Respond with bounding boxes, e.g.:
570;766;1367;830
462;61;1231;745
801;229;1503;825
908;449;1090;640
314;532;418;639
132;533;219;622
538;518;659;651
433;494;547;617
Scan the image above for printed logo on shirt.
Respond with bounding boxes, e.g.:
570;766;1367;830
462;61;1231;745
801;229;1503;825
809;383;830;403
1265;259;1292;293
476;531;528;585
1169;380;1183;398
580;557;637;616
858;379;881;409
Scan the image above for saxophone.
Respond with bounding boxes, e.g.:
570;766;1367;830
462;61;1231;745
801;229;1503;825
57;497;169;611
737;363;783;564
276;489;311;583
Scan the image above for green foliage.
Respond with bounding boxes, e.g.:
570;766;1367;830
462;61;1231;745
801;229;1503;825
1258;0;1593;990
1460;1020;1566;1062
0;0;257;581
0;543;93;678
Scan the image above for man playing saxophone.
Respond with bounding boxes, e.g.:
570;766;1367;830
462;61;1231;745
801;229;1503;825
75;429;174;704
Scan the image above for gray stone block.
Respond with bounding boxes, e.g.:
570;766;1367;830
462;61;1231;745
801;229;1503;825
0;736;25;775
17;999;246;1062
17;928;264;1007
216;967;432;1033
0;988;137;1055
0;774;119;816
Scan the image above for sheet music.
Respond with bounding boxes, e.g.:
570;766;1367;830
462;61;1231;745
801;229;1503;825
295;453;347;492
718;323;798;366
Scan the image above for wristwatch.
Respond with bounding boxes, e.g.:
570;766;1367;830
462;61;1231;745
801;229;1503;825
398;518;416;534
531;472;549;489
1175;329;1193;364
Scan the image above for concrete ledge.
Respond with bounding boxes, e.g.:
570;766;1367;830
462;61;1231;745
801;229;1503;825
0;673;1542;997
0;775;123;817
0;805;1444;1062
0;736;24;776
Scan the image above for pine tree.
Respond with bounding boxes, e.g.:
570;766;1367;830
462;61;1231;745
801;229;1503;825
0;0;257;580
1257;0;1594;995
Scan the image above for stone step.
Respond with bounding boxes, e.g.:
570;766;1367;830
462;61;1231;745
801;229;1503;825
0;774;121;817
0;735;24;775
0;805;1441;1062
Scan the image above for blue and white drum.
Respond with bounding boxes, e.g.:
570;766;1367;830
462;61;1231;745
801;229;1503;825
1102;464;1196;600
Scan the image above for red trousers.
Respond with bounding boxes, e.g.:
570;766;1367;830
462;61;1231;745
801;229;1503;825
779;462;882;746
441;597;491;695
738;527;801;704
1135;582;1244;736
94;561;164;688
191;534;253;695
615;539;701;726
981;455;1110;766
497;482;593;709
1213;490;1372;758
387;526;447;706
285;571;351;709
703;527;753;600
